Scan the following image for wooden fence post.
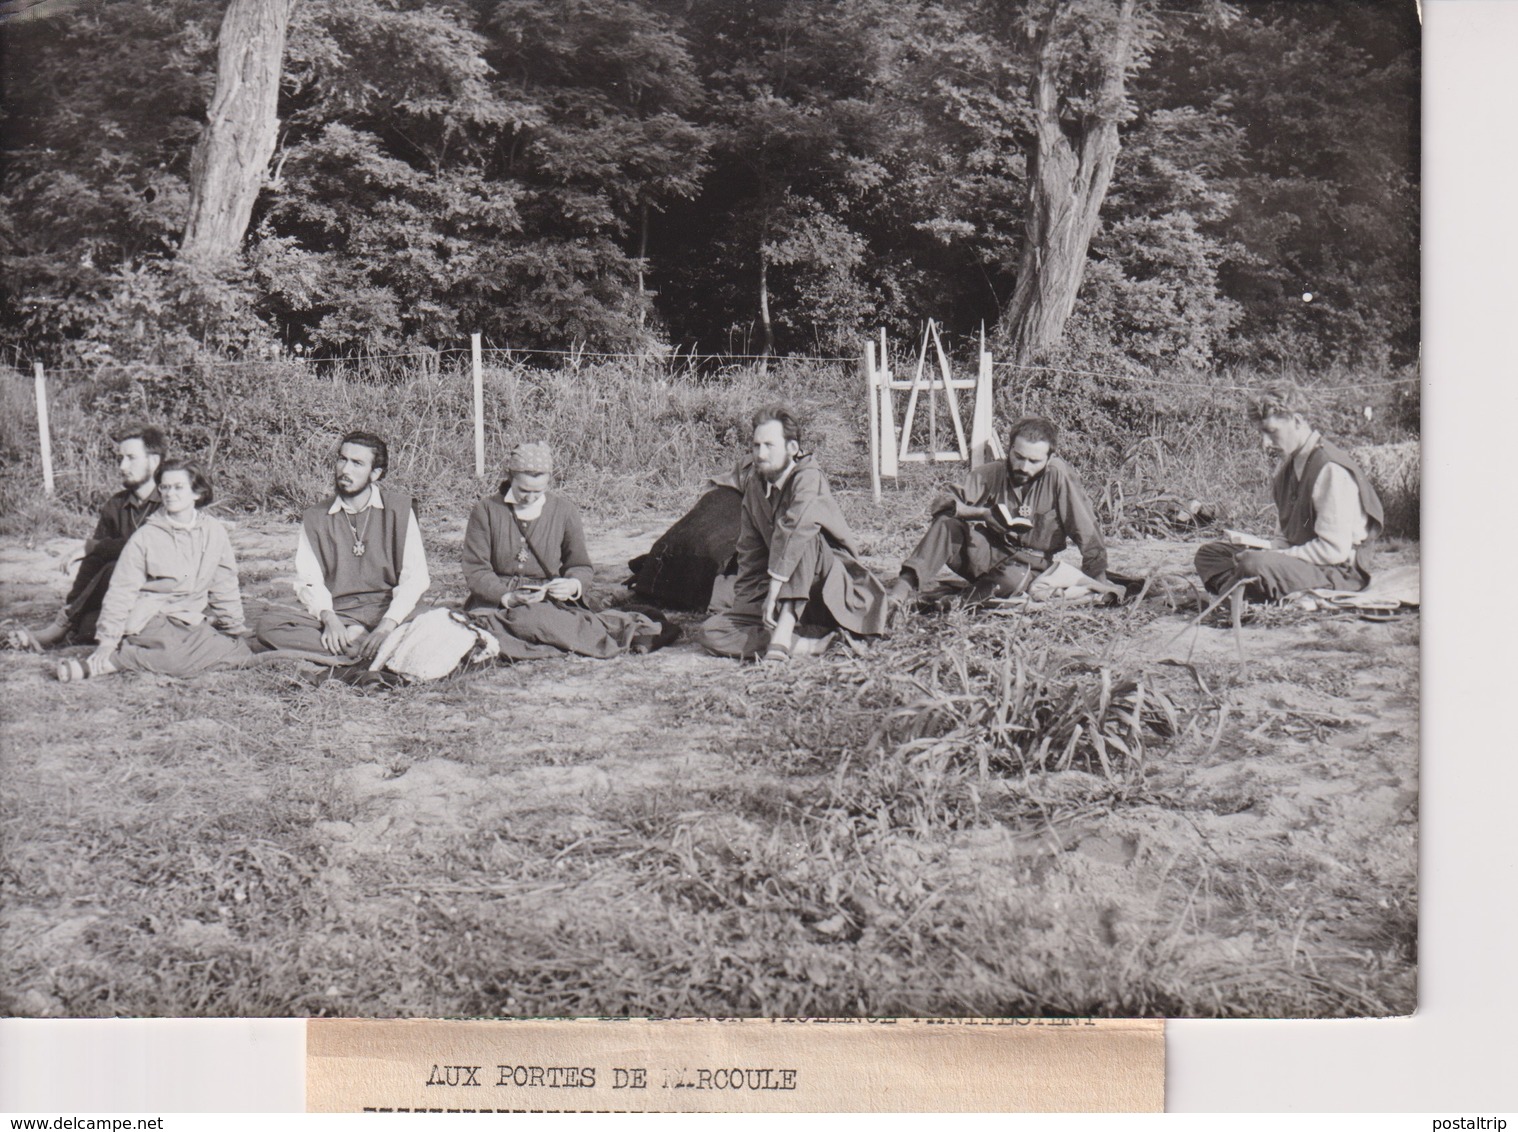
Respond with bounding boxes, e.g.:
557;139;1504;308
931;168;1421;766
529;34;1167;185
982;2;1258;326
878;328;898;478
471;332;484;477
971;325;1002;464
34;361;55;496
863;339;880;503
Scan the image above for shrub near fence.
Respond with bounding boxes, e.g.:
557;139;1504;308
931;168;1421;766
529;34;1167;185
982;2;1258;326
0;357;861;533
995;361;1418;537
3;353;1418;543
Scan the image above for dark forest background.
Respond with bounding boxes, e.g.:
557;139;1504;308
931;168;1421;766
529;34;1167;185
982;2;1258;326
0;0;1417;374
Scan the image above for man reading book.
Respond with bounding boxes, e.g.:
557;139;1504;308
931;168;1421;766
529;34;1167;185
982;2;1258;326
887;416;1108;608
1194;385;1384;601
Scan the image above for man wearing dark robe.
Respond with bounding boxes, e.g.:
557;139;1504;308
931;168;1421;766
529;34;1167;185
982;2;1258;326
464;442;669;660
887;416;1108;607
5;423;165;650
699;406;888;661
254;431;430;661
1194;385;1384;601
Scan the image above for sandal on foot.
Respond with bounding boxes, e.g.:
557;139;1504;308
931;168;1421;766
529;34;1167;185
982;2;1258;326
790;631;837;658
4;628;42;652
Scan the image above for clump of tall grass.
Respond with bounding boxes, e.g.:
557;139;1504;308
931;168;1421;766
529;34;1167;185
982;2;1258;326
2;352;1416;543
1352;440;1419;539
0;357;864;531
701;610;1193;806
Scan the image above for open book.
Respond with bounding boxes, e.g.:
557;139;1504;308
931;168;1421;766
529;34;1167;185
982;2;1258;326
994;502;1034;532
1224;528;1273;550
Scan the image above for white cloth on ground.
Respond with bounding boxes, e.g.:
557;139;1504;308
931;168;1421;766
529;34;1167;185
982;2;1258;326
1309;563;1420;609
1027;560;1127;602
368;608;501;682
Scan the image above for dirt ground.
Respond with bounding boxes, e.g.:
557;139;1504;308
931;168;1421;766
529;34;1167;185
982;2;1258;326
0;509;1418;1018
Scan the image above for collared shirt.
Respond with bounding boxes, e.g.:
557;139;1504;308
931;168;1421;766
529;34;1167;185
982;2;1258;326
761;461;800;580
1278;431;1369;567
503;485;547;522
293;484;429;624
95;510;245;648
761;460;797;500
84;485;162;559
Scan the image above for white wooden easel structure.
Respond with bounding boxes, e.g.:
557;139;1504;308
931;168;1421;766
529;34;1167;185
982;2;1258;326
861;320;1002;502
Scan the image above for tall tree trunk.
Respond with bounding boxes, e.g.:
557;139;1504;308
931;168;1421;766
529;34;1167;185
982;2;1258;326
636;202;649;330
1000;0;1136;364
757;242;774;360
180;0;296;264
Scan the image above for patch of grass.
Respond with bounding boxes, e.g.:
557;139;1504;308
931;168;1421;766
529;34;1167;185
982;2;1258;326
699;610;1194;792
1;358;858;535
0;404;1418;1019
5;354;1416;546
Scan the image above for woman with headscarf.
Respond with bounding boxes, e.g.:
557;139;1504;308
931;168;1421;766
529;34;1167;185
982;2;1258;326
462;442;675;660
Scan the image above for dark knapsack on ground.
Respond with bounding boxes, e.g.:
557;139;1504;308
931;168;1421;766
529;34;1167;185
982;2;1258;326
627;483;744;612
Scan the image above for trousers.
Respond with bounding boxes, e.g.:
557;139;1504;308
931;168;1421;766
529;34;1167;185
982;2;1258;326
1194;541;1365;601
112;615;252;676
699;536;835;659
900;514;1037;599
253;598;396;656
58;553;117;643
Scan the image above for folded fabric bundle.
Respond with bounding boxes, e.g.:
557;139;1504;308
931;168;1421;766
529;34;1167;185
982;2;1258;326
1309;563;1420;610
368;607;501;682
1027;560;1129;602
984;560;1129;612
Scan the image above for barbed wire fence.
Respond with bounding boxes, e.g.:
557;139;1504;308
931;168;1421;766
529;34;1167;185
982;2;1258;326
10;332;1419;499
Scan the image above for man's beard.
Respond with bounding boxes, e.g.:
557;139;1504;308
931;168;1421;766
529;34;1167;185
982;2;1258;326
1010;469;1034;486
760;458;792;483
335;478;367;500
122;472;151;492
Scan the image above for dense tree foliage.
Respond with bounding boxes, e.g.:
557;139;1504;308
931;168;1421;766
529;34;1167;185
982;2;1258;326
0;0;1417;368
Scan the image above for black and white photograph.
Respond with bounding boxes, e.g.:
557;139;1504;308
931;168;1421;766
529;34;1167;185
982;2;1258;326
0;0;1419;1022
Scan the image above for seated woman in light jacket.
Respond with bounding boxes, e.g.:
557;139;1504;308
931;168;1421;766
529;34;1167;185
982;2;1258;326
55;459;252;681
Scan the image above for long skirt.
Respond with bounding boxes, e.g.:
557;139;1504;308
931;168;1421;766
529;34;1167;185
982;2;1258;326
113;615;252;676
471;602;657;661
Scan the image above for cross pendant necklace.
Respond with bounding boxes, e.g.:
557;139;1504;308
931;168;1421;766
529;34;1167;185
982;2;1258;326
514;513;534;566
344;507;372;557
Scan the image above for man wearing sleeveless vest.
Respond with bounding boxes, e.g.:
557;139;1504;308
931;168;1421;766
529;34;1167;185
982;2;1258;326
254;431;431;660
1195;385;1384;602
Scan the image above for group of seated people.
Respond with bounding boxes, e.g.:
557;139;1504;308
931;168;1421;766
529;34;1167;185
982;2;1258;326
5;384;1384;682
